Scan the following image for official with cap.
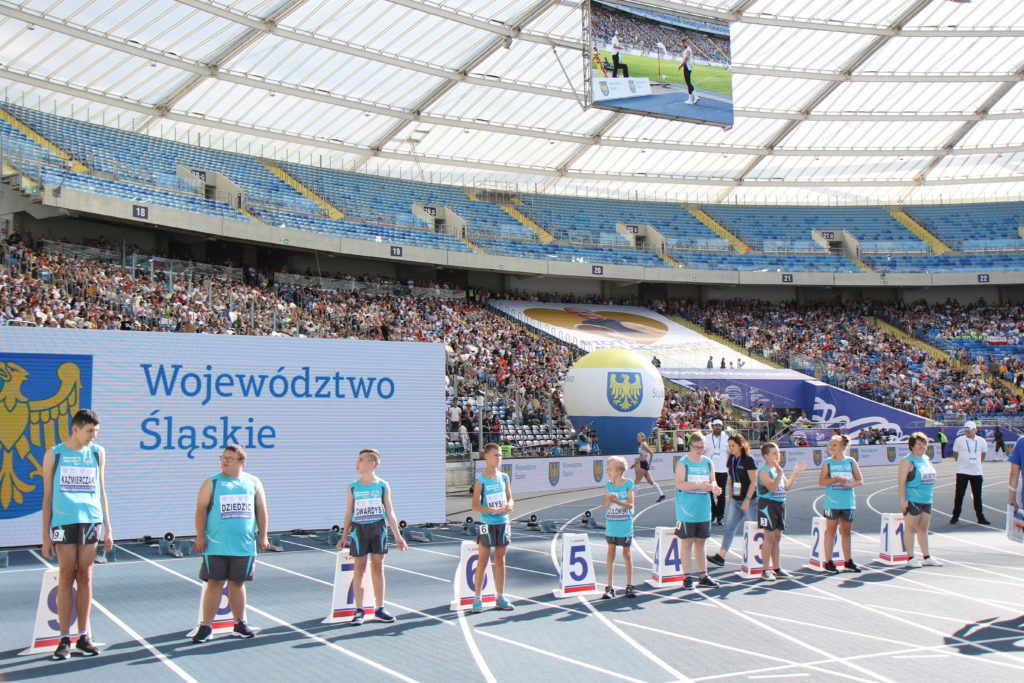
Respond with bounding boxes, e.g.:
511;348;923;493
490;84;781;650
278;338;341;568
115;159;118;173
950;421;990;524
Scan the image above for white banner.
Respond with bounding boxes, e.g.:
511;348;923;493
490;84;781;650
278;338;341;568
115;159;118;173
491;300;769;368
0;328;446;546
592;77;653;102
476;444;931;496
474;453;676;494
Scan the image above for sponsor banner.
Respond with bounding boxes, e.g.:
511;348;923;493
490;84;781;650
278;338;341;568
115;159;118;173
0;328;445;546
592;77;653;102
663;369;929;441
474;453;675;494
477;444;928;495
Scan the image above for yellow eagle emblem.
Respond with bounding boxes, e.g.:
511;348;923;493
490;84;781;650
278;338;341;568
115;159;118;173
607;372;642;412
0;362;82;510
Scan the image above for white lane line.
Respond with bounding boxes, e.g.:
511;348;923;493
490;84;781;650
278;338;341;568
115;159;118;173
280;538;450;582
28;549;197;683
694;631;1024;681
778;571;1024;673
114;546;417;682
547;493;692;683
625;526;893;683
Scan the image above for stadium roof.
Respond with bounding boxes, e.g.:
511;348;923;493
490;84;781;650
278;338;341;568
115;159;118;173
1;0;1023;205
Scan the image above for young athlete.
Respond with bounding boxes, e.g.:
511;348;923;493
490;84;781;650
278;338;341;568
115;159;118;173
707;434;757;567
470;443;514;612
675;431;721;589
633;432;666;502
819;435;863;573
757;442;806;581
602;456;636;598
898;432;942;568
41;409;113;660
337;448;408;625
193;444;270;643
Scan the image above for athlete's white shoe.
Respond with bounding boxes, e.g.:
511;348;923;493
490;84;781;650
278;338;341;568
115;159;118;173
906;557;922;568
922;556;942;567
693;94;700;104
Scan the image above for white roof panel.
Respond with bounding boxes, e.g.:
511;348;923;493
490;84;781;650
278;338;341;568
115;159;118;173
0;0;1020;203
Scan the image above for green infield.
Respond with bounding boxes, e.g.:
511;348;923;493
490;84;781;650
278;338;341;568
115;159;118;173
595;50;732;97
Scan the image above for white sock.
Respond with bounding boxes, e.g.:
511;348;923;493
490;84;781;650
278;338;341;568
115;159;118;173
653;482;664;496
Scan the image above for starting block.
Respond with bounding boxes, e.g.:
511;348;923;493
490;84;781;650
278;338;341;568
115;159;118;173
324;551;375;623
465;522;480;537
0;551;8;568
878;513;909;564
539;520;558;533
186;582;260;639
402;528;434;543
327;525;342;546
807;517;844;571
581;509;602;532
648;527;685;587
267;534;283;552
451;540;495;611
738;521;765;579
526;514;540;529
20;568;106;655
158;532;183;557
554;533;600;598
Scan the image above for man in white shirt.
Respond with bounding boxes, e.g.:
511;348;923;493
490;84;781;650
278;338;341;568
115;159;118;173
447;402;462;432
610;34;629;78
707;419;729;525
950;421;990;525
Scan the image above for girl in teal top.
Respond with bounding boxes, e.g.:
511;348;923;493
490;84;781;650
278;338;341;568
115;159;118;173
898;432;941;568
756;442;806;580
674;432;722;588
602;456;636;599
818;435;863;573
470;443;515;612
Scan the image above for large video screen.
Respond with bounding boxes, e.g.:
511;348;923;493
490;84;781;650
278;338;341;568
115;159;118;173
0;328;446;546
586;0;733;128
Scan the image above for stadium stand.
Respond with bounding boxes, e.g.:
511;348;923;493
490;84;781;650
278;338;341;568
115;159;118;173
2;103;1023;274
906;202;1024;253
664;299;1022;421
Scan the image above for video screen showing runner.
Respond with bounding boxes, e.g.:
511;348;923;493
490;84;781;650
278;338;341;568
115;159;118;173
587;0;733;128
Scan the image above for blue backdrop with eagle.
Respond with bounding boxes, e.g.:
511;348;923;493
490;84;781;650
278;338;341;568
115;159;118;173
0;354;91;524
561;348;664;455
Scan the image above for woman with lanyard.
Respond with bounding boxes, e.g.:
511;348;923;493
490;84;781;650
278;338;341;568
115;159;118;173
819;435;863;573
633;432;666;502
706;434;757;568
756;442;806;581
898;432;942;568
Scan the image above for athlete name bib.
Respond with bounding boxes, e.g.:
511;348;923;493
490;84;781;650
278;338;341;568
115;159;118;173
485;491;507;510
687;474;709;494
220;494;253;519
59;466;96;493
920;467;936;486
607;503;629;520
832;472;853;489
354;497;385;523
